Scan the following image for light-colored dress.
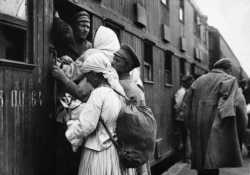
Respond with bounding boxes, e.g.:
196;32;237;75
66;86;136;175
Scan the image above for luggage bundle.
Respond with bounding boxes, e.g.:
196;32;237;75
101;91;157;168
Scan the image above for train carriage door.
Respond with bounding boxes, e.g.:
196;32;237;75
0;0;54;174
0;1;34;174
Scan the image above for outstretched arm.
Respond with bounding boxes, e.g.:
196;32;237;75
52;65;90;102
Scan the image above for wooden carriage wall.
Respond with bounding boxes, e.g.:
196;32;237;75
2;0;247;175
64;0;210;166
0;0;55;174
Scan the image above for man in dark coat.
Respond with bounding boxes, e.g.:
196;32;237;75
183;58;248;175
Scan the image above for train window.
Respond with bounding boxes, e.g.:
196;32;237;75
0;0;31;64
0;25;26;62
0;0;28;21
161;0;169;7
202;26;207;44
191;63;196;75
144;41;153;82
104;18;124;42
179;0;184;22
164;51;172;85
194;11;201;38
161;1;170;27
180;58;185;82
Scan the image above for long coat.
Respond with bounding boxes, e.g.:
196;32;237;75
183;69;248;170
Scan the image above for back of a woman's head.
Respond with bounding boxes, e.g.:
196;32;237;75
82;52;112;74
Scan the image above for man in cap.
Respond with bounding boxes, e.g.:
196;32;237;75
70;10;92;55
112;43;145;105
174;75;194;163
112;44;150;175
183;58;248;175
53;10;92;60
53;10;92;175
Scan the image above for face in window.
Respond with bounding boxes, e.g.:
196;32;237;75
73;21;90;41
112;55;129;74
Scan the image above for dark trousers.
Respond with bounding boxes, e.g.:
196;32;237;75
176;121;192;159
198;169;219;175
54;123;82;175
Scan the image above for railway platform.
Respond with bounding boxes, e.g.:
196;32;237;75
161;145;250;175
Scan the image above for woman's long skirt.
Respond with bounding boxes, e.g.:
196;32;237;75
78;144;136;175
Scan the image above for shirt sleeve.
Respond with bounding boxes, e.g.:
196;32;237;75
66;88;104;140
218;76;237;119
64;80;91;102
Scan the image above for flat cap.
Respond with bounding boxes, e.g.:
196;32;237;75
114;44;140;68
181;75;194;82
213;58;232;69
72;10;90;23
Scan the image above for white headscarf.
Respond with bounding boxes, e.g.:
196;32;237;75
82;52;126;96
69;26;120;81
76;26;120;64
93;26;120;62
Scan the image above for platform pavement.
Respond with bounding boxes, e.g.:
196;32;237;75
162;146;250;175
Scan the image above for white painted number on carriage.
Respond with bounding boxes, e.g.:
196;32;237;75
32;91;42;107
11;90;25;107
0;91;3;107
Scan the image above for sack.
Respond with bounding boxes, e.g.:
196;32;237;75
116;104;157;168
100;89;157;168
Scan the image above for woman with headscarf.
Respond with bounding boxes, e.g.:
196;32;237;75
52;26;124;119
57;25;143;96
57;25;120;81
57;53;135;175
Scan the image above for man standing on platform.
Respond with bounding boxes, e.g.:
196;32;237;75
183;58;248;175
174;75;193;163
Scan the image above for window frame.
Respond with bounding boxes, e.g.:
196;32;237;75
0;1;34;68
164;51;172;85
179;58;186;84
179;0;184;22
143;40;154;83
103;18;124;42
161;0;169;8
194;11;201;38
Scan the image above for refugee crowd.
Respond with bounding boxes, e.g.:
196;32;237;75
51;10;249;175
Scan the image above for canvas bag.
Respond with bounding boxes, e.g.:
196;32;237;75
100;89;157;168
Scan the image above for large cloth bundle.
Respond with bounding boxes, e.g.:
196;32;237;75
116;104;157;168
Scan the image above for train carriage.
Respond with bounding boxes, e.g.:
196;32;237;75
0;0;247;175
